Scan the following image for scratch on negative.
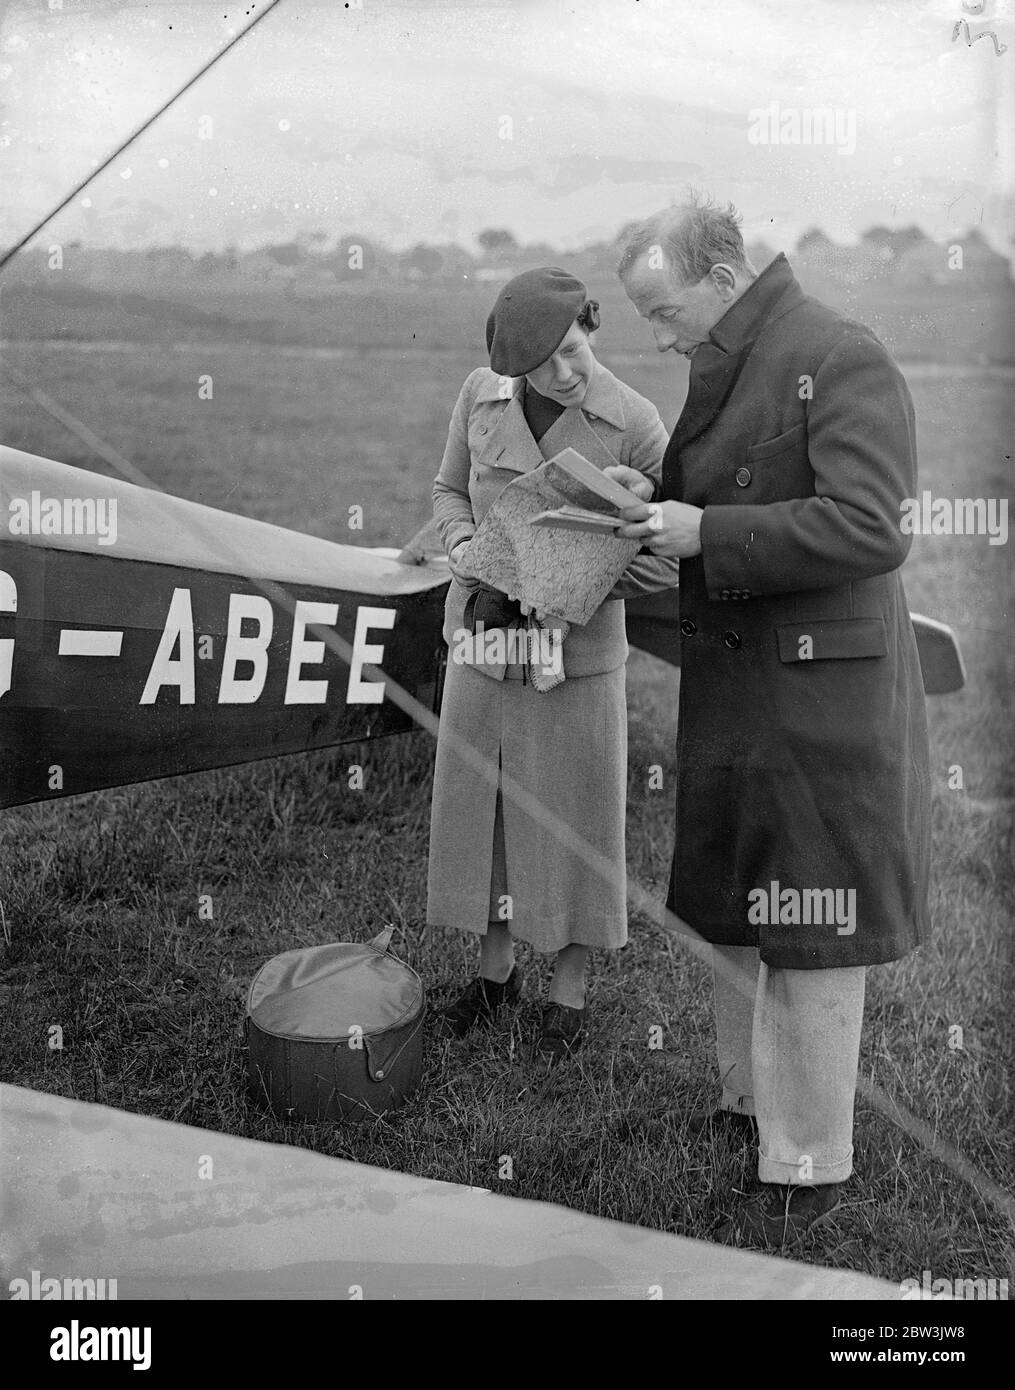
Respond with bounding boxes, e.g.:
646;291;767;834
951;19;1008;55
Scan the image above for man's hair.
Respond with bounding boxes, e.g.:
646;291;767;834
616;190;755;285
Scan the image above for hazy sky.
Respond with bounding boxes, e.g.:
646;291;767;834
1;0;1011;255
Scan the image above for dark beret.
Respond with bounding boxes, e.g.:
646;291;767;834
485;266;589;377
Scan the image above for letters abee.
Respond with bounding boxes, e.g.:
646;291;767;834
141;588;395;707
0;573;398;708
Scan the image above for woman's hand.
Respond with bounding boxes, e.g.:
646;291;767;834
447;539;475;582
602;464;656;503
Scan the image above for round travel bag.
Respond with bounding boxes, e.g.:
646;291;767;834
246;925;425;1122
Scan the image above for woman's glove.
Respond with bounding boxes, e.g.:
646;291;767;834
464;586;522;633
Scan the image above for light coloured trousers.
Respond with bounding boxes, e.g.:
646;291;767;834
712;945;866;1186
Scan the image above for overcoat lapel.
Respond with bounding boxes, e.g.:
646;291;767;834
670;342;754;451
475;391;544;474
474;363;627;474
540;408;623;471
669;254;805;453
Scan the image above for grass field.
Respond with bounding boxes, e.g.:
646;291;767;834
1;288;1013;1289
4;265;1014;364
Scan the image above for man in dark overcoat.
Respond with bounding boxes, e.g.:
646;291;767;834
606;193;932;1247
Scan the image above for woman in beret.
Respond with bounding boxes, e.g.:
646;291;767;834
427;266;678;1060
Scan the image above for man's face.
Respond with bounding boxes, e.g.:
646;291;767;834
622;252;731;357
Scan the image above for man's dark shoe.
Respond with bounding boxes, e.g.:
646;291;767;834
716;1181;842;1249
537;1001;586;1061
687;1108;759;1148
437;967;522;1039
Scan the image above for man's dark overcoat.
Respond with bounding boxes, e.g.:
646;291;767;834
660;253;931;968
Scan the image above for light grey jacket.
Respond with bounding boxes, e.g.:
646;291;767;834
432;362;679;679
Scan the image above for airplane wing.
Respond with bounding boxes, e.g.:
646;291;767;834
0;446;450;809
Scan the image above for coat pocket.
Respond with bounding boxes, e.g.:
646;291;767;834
776;618;888;663
747;421;806;463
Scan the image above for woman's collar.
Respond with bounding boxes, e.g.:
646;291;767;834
474;361;626;429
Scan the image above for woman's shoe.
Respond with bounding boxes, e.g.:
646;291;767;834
438;967;523;1038
538;1001;586;1060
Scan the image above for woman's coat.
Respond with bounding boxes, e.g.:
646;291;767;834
428;362;678;951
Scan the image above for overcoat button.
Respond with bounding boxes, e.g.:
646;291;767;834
735;467;752;487
723;631;741;649
720;589;731;600
680;618;697;637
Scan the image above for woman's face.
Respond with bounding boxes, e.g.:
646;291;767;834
525;321;595;408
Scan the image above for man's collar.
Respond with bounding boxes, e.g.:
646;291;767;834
707;253;802;354
473;361;626;429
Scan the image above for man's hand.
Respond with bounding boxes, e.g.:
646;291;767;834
602;464;655;503
616;499;704;558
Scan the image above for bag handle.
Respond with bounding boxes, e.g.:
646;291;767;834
369;924;395;954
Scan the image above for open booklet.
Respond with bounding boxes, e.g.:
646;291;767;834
529;448;648;534
456;447;649;625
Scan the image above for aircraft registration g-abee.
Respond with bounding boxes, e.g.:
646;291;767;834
0;442;964;811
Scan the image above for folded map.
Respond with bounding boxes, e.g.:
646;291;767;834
457;447;645;625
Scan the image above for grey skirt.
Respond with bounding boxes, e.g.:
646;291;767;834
426;656;628;952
